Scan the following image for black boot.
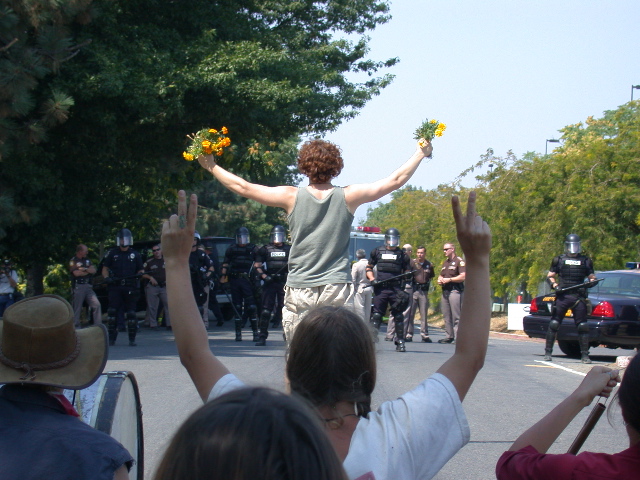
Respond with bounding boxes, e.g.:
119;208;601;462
234;319;242;341
250;318;259;343
544;328;557;361
256;311;270;346
394;314;406;352
579;333;592;364
127;315;137;347
107;316;118;346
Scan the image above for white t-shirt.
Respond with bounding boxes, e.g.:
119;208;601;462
208;372;470;480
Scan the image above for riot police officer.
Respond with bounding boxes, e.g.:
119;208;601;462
254;225;290;346
366;228;412;352
189;233;215;327
544;233;597;364
221;227;260;342
101;229;144;346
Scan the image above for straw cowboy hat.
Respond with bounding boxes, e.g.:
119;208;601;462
0;295;107;389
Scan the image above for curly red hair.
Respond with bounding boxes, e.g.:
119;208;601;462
297;140;344;184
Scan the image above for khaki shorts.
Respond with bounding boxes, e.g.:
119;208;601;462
282;283;354;343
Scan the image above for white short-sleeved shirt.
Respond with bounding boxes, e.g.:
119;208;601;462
208;372;469;480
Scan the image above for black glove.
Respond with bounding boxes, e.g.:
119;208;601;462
262;275;273;285
371;280;380;287
104;276;115;285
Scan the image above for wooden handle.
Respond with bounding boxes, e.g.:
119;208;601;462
567;402;606;455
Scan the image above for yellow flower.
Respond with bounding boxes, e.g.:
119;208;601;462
216;150;224;156
221;126;228;134
429;119;437;124
183;152;194;161
209;129;218;134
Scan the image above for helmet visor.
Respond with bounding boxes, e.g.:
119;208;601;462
386;235;400;247
237;234;249;245
117;233;133;246
565;241;581;254
271;232;285;244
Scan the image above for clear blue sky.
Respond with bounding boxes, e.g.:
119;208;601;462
315;0;640;224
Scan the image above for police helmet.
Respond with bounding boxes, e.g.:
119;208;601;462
564;233;581;255
235;227;250;245
385;228;401;248
194;231;202;245
270;225;286;244
116;228;133;247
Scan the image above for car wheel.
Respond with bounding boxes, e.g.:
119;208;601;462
558;340;581;358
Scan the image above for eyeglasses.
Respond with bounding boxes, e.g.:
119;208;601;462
443;248;453;251
321;403;360;430
152;249;161;252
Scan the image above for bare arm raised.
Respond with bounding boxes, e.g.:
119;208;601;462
343;140;433;213
162;190;229;402
198;154;297;213
436;191;492;401
507;366;619;453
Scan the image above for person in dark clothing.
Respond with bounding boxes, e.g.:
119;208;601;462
101;229;144;346
0;295;133;480
221;227;260;342
189;233;215;328
366;228;412;352
254;225;291;346
544;233;597;364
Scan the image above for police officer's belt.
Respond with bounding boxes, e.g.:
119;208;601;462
114;278;137;287
229;273;250;279
75;279;90;285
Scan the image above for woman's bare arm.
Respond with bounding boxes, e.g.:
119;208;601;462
343;140;432;213
198;154;297;213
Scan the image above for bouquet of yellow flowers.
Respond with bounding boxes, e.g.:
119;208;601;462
183;127;231;161
414;119;446;146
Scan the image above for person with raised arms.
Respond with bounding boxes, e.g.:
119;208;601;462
162;189;491;480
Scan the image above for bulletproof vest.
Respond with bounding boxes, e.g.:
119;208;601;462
264;244;290;273
106;248;140;278
558;254;590;288
227;244;255;274
375;246;405;275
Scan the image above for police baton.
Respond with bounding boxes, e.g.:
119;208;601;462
211;272;243;320
555;278;603;295
373;270;416;286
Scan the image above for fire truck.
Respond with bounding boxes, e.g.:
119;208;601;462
348;226;385;261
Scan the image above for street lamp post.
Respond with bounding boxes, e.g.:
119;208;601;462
545;139;560;155
632;85;640;101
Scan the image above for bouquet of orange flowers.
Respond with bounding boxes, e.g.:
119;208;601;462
183;127;231;161
414;119;446;146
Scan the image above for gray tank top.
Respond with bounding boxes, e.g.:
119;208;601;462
287;186;354;287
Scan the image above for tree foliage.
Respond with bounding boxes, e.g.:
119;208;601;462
364;102;640;304
0;0;396;293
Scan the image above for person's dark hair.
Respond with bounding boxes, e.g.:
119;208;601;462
617;354;640;433
297;139;344;184
416;245;426;252
287;306;376;416
154;387;347;480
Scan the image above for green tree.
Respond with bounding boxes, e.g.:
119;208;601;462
1;0;396;294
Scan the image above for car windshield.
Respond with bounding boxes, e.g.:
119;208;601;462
594;272;640;297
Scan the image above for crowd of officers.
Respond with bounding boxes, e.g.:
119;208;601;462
68;225;292;348
65;227;597;360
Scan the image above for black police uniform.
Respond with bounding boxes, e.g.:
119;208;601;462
206;251;225;326
222;243;260;341
189;248;214;313
103;247;144;346
254;242;291;345
545;253;595;361
369;246;411;351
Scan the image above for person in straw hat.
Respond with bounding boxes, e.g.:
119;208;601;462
0;295;133;480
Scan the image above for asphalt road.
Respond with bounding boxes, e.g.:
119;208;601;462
102;323;636;480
